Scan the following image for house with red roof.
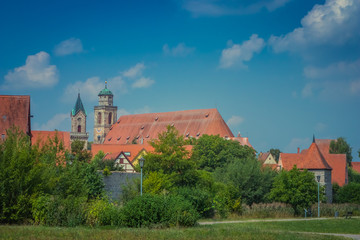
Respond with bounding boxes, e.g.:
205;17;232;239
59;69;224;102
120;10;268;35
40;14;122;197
278;137;348;203
103;151;136;173
258;152;277;170
0;95;31;141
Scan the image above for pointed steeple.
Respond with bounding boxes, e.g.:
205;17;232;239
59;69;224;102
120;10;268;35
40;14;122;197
313;134;315;143
72;93;87;116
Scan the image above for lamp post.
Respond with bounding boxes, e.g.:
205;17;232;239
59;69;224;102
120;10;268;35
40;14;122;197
316;175;321;218
139;157;145;196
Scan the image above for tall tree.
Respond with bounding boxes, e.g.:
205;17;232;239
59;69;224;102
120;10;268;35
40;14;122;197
269;166;319;214
329;137;352;166
269;148;281;163
191;134;256;172
144;125;198;187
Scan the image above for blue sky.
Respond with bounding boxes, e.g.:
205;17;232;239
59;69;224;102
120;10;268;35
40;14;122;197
1;0;359;160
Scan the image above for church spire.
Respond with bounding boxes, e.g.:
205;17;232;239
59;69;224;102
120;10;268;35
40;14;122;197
72;93;87;116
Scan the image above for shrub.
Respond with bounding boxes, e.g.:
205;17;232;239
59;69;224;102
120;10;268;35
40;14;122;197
309;203;360;217
86;199;121;226
241;203;295;218
174;187;214;218
120;194;199;227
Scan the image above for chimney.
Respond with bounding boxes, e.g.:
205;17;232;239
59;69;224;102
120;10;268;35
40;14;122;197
297;147;300;154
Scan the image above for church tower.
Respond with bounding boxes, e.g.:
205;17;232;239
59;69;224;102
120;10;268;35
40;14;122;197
94;81;117;144
70;93;89;143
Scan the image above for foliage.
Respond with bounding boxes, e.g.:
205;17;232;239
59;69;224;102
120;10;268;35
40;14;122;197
269;166;319;214
144;125;199;187
348;167;360;183
0;128;42;223
333;183;360;204
214;157;276;206
121;178;140;204
71;140;92;162
120;194;199;227
241;203;295;218
191;134;256;172
174;186;214;218
91;151;123;171
86;199;121;226
269;148;281;162
329;137;352;166
143;171;173;195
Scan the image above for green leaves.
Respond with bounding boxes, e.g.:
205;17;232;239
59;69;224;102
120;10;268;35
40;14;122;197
330;137;352;166
269;166;319;214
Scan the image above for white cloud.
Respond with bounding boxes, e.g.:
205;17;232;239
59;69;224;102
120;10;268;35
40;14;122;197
117;108;130;117
182;0;291;17
132;77;154;88
163;43;195;57
54;38;84;56
117;106;151;116
63;76;126;103
2;51;58;90
122;62;145;78
269;0;360;53
219;34;265;69
304;59;360;80
38;113;70;131
284;137;310;153
226;116;244;127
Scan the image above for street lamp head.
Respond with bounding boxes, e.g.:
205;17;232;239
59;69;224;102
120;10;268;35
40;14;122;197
139;157;145;168
316;175;321;182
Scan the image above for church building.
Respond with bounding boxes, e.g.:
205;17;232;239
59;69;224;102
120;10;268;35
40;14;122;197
70;93;89;143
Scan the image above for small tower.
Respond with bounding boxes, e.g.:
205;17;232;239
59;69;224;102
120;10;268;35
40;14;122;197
70;93;89;143
94;81;117;144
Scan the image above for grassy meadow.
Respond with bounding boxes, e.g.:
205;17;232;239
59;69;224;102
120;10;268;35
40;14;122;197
1;218;359;240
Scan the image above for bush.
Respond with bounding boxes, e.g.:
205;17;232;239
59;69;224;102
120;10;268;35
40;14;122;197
174;187;214;218
86;199;122;226
120;194;199;227
334;183;360;204
309;203;360;217
241;203;295;218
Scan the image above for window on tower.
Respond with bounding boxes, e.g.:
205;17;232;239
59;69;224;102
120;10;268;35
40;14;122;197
98;112;102;124
108;112;112;124
78;125;81;132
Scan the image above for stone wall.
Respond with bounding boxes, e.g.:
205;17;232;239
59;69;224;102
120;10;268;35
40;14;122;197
309;169;332;203
100;171;140;201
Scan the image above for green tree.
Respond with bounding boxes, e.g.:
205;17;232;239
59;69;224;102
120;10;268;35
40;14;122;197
348;167;360;183
329;137;352;166
214;157;276;206
269;166;320;214
334;183;360;204
191;134;256;172
144;126;198;187
71;140;92;162
269;148;281;162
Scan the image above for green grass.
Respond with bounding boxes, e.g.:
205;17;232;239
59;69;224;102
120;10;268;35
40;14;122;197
2;219;359;240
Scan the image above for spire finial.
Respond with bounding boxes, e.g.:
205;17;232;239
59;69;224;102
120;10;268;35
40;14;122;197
105;81;108;89
313;134;315;143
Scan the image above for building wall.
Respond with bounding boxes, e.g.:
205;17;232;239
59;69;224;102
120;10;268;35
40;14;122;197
100;171;140;201
309;169;332;203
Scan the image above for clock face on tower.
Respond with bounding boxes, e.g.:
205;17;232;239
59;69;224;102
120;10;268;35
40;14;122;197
96;128;102;133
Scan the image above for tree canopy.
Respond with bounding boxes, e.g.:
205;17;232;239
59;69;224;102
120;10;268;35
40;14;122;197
269;166;319;214
269;148;281;162
329;137;352;165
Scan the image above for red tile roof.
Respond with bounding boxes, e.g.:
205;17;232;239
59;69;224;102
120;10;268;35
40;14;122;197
0;95;31;137
258;152;270;161
104;108;234;145
352;162;360;174
92;143;154;162
31;130;71;150
280;139;348;186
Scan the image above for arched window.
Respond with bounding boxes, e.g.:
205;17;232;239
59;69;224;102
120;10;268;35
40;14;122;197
78;125;81;132
108;112;112;124
97;112;102;124
97;136;101;142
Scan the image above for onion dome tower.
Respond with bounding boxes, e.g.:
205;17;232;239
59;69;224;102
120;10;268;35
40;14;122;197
94;81;117;144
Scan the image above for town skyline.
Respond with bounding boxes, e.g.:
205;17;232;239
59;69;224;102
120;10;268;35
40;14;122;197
1;0;359;160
